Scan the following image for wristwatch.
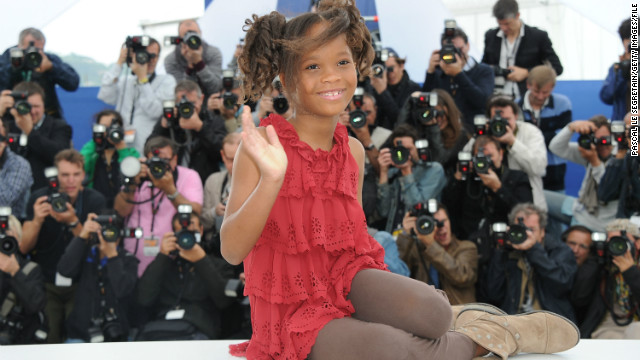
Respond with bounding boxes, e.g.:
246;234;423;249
365;143;376;151
167;190;180;201
67;220;79;228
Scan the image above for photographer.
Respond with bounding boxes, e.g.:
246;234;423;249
397;203;478;305
598;112;640;219
600;18;631;121
0;118;33;218
97;36;176;154
206;78;243;133
369;48;421;130
515;65;572;192
21;149;106;343
57;212;138;343
0;210;47;344
398;90;471;177
152;79;227;183
0;82;71;190
255;85;294;123
482;0;563;98
136;210;235;340
376;124;446;234
79;110;140;208
548;115;617;232
164;19;223;100
484;203;576;321
0;28;79;118
423;26;494;132
583;220;640;339
465;96;547;210
114;136;203;277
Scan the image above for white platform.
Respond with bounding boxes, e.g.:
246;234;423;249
0;339;639;359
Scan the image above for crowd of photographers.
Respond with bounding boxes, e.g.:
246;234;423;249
0;0;638;345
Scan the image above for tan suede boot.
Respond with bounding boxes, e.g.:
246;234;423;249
454;310;580;360
449;303;507;330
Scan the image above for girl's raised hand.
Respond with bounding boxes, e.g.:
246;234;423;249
241;105;288;182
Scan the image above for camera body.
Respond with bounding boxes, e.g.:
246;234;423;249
145;156;170;179
273;76;290;115
174;204;199;250
44;167;70;214
577;132;612;150
390;140;410;166
125;35;151;65
611;121;627;149
488;109;508;137
176;95;195;119
491;65;513;78
410;92;441;126
10;91;31;115
9;42;42;71
93;121;123;152
164;31;202;50
440;19;459;64
94;215;122;243
472;148;493;175
371;46;388;78
508;217;530;245
349;87;367;128
222;69;239;110
0;207;18;256
490;218;529;249
615;59;631;82
591;231;637;264
409;199;441;235
89;312;124;343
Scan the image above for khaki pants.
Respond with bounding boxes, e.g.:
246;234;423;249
309;269;476;360
592;312;640;339
44;283;77;343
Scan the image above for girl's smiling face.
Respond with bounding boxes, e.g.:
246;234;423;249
290;23;357;121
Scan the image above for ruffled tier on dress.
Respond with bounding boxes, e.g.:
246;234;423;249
230;115;386;359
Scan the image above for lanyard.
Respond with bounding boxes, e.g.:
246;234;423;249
149;188;165;233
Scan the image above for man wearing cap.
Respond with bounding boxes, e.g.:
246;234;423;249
369;48;421;130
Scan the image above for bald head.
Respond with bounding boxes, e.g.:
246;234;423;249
178;19;201;37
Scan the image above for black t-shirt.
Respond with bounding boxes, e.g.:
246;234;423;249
92;151;121;208
24;187;106;283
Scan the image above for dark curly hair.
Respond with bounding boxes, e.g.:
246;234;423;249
238;0;374;103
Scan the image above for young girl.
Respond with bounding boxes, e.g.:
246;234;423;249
222;1;579;359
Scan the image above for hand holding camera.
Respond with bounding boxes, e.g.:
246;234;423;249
439;52;463;77
181;40;203;67
402;211;435;247
0;207;20;276
506;65;528;82
0;90;34;135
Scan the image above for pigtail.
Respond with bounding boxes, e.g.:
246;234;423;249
239;11;287;102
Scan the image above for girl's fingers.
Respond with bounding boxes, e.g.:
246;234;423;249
265;124;282;149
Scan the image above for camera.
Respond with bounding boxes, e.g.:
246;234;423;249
473;115;488;137
440;19;459;64
0;207;18;256
44;167;70;214
457;151;472;179
174;204;199;250
164;31;202;50
577;132;612;150
611;121;627;149
409;199;441;235
93;124;108;152
9;91;31;115
390;140;410;166
106;122;124;145
125;35;151;65
349;87;367;129
225;278;245;299
371;43;388;78
607;231;636;258
94;215;122;243
176;95;195;119
615;59;631;82
415;139;430;163
488;110;508;137
491;65;513;78
508;217;530;245
273;76;290;115
410;92;441;126
222;69;239;110
145;156;170;179
490;219;529;248
89;311;124;343
472;148;493;175
9;42;42;71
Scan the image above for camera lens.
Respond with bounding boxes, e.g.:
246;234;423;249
49;193;69;213
176;230;196;250
108;125;124;144
135;50;149;65
15;101;31;115
390;146;410;165
101;224;120;243
148;161;167;179
273;96;289;115
577;134;593;150
178;100;195;119
25;52;42;70
349;109;367;129
489;119;507;137
372;64;384;78
223;92;238;110
0;236;18;256
608;236;629;257
508;225;528;245
415;215;436;235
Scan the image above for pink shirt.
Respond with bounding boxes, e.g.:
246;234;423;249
124;166;203;276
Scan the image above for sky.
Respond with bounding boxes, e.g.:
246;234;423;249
2;0;204;65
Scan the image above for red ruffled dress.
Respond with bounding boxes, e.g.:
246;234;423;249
229;114;387;359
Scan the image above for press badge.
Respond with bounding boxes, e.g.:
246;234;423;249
55;272;72;287
165;309;185;320
143;236;160;257
124;129;136;144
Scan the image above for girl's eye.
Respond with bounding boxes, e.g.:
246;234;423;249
338;60;350;66
305;64;319;70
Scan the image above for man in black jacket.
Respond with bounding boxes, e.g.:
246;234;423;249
20;149;106;343
484;203;577;322
482;0;563;98
0;209;47;344
57;212;138;343
0;82;71;190
423;27;494;133
151;79;226;184
137;211;235;340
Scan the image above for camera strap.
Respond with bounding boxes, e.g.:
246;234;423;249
149;189;165;233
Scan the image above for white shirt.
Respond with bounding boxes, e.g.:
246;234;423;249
497;21;526;99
